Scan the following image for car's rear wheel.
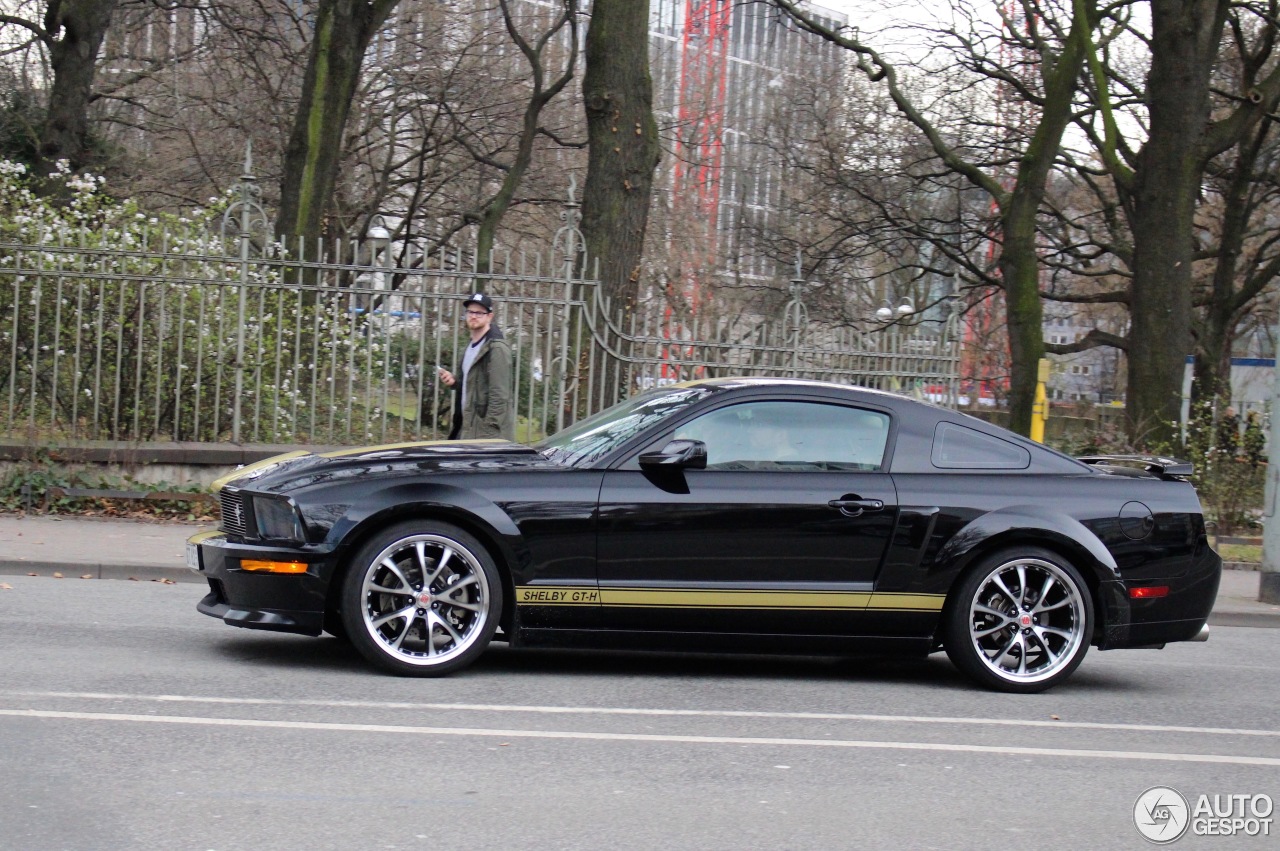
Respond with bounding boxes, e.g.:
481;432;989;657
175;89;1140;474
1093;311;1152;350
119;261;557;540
943;547;1093;693
341;520;502;676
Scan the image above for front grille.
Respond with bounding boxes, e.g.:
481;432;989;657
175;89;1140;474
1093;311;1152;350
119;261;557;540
219;490;248;537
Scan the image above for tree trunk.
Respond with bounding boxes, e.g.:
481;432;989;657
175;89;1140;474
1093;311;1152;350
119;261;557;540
36;0;119;175
1126;0;1227;445
475;104;541;273
276;0;399;243
995;7;1091;435
999;210;1046;435
581;0;661;308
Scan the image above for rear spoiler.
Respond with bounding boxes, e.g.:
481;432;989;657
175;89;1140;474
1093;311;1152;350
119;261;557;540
1077;454;1194;481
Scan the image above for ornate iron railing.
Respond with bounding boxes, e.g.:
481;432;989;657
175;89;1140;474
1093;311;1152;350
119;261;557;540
0;185;960;446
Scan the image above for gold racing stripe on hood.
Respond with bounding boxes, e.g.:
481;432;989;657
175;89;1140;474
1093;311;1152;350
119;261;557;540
211;450;311;492
186;529;227;546
318;439;486;458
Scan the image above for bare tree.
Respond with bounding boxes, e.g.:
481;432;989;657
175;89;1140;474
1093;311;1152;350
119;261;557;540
772;0;1098;435
2;0;120;175
1057;0;1280;441
468;0;579;271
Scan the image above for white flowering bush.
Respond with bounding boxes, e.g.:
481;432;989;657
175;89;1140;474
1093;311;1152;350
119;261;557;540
0;160;394;443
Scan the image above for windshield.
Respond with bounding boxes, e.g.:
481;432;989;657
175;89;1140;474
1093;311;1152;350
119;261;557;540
536;385;717;467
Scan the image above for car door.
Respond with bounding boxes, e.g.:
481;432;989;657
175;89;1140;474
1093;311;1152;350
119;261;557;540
595;398;898;635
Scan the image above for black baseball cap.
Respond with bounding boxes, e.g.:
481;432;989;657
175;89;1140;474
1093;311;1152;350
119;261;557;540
463;292;494;312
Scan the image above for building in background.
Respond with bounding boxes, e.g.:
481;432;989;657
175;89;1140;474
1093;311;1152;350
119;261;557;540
648;1;847;285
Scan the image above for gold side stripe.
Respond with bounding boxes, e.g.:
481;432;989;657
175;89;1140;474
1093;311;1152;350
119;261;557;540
866;593;948;611
514;586;945;612
602;589;872;609
186;530;227;546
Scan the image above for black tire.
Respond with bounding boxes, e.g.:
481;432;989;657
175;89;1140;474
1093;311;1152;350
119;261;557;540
340;520;502;676
942;547;1094;693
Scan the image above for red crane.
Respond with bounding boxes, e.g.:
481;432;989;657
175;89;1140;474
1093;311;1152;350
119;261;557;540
663;0;732;380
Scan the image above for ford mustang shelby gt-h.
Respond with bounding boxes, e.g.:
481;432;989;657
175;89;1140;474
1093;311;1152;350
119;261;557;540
188;378;1220;692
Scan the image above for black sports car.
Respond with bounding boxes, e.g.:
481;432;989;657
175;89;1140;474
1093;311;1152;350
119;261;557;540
189;377;1220;692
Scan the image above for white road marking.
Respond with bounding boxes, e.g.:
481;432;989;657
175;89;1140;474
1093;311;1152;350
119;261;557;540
5;690;1279;738
2;708;1277;766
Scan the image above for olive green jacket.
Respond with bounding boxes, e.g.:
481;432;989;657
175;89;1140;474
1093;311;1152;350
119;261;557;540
449;327;516;441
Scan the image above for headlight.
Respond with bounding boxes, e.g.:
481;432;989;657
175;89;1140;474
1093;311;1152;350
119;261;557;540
252;496;305;543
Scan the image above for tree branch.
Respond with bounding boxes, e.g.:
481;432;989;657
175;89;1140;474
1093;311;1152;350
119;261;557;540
0;13;54;47
1046;328;1127;353
771;0;1006;205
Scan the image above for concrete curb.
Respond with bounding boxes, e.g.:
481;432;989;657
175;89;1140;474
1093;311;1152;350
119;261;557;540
1207;611;1280;629
0;559;198;583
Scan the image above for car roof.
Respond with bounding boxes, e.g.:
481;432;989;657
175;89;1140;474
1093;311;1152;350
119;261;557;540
645;376;1090;476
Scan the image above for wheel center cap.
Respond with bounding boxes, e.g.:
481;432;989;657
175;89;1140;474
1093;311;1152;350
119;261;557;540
417;591;433;606
1019;613;1033;627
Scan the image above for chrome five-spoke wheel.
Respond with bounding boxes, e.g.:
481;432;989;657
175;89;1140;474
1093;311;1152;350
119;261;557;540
943;548;1093;693
341;521;502;676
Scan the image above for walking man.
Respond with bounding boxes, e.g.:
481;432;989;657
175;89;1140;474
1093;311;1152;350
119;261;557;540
437;292;516;441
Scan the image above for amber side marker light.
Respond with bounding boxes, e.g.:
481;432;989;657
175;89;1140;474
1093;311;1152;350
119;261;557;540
240;559;308;574
1129;585;1169;599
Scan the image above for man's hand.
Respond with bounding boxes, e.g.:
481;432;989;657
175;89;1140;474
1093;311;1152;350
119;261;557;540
438;367;456;387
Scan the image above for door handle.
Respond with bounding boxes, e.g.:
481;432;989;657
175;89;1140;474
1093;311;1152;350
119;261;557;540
827;498;884;517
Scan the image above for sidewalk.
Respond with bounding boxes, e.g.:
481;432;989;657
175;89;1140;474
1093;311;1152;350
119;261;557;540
0;514;212;583
1;513;1278;627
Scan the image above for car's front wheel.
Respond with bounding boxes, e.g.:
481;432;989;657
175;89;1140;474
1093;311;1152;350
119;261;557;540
341;520;502;676
943;547;1093;693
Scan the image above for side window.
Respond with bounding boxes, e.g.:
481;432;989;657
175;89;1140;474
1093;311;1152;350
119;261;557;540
931;422;1031;470
672;400;890;471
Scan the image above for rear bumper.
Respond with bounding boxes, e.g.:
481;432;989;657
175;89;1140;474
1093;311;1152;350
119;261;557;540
189;532;334;637
1100;546;1221;650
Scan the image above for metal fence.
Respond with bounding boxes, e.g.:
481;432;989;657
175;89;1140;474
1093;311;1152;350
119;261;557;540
0;205;961;447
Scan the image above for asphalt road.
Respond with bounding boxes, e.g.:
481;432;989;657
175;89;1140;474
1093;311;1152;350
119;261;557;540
1;576;1278;851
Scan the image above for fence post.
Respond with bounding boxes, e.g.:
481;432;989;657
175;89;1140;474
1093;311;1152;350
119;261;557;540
783;254;808;378
220;141;269;443
553;176;585;433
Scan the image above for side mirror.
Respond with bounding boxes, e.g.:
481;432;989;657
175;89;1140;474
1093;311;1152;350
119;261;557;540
639;439;708;470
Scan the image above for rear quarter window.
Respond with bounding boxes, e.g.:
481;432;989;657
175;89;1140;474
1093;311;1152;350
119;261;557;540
931;422;1031;470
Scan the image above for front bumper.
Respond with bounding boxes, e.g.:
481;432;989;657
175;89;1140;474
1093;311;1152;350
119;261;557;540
188;531;336;636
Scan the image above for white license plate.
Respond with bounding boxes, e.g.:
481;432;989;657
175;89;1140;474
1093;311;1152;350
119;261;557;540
186;542;201;572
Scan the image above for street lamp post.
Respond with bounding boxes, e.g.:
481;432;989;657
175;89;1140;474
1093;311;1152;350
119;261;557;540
876;297;915;323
